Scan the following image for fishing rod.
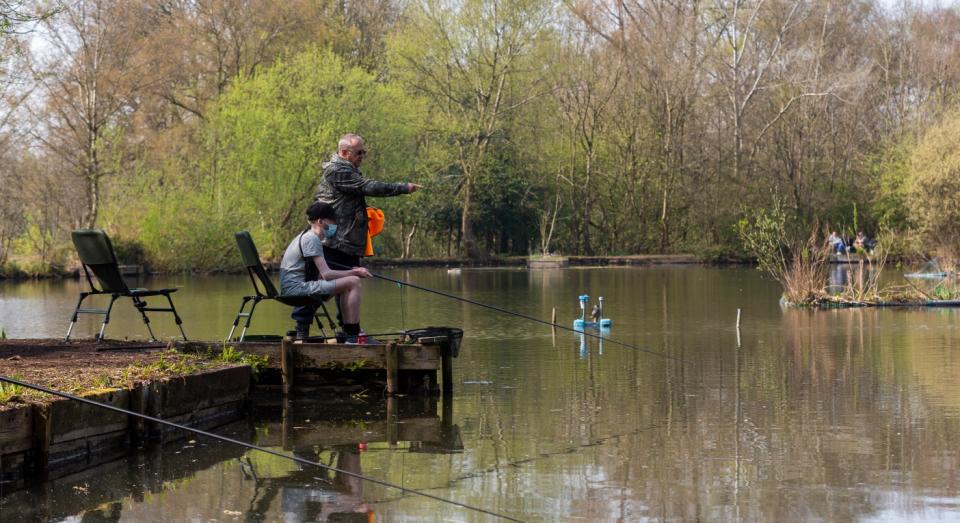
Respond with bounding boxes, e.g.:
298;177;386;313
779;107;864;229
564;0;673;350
0;376;523;523
328;261;679;362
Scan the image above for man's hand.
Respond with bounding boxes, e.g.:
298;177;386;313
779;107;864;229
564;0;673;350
352;267;373;278
407;183;423;193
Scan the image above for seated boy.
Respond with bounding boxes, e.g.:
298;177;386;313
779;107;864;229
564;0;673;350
280;202;373;341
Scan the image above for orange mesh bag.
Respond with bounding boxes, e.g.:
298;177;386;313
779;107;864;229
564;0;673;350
365;207;385;256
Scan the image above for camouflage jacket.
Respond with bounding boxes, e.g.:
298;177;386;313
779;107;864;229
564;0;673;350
314;154;409;256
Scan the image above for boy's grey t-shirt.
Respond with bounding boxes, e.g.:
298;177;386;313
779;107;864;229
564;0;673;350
279;231;324;293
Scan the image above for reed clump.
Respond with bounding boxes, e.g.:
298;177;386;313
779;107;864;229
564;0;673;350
737;203;829;304
738;203;930;307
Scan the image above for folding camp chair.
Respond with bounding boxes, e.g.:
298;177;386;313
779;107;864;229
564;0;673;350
227;231;337;342
67;229;187;342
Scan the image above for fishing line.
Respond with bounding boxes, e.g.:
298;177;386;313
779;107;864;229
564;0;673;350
0;376;523;523
333;261;679;362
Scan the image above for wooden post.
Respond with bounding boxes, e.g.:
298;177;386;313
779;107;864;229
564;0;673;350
281;336;294;396
736;308;742;348
385;341;399;395
386;396;398;449
129;384;147;447
441;342;453;396
281;396;291;451
31;405;52;476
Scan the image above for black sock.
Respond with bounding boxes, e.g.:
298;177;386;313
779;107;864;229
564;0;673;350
343;323;360;336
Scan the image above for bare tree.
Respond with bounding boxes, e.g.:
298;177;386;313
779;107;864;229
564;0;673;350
30;0;154;228
391;0;553;258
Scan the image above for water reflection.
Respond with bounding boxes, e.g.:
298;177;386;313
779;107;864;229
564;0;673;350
2;267;960;521
575;326;610;359
827;262;883;293
0;395;462;522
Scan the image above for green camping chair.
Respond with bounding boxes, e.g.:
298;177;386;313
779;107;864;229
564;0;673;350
67;229;187;342
227;231;337;342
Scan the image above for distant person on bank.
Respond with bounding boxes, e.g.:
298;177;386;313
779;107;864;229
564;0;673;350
306;133;422;328
280;202;373;341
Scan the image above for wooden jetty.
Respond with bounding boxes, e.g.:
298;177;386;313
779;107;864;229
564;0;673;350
0;330;461;488
828;253;873;264
180;330;459;397
1;364;251;487
527;255;570;268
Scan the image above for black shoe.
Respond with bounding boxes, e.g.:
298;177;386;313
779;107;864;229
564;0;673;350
295;324;310;340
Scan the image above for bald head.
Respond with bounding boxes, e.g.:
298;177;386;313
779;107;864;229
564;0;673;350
337;133;366;167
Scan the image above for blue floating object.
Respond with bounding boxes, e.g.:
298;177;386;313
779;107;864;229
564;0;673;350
574;293;613;329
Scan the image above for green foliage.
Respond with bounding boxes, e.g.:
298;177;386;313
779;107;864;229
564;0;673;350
908;111;960;258
90;374;115;390
123;47;424;271
736;201;790;282
0;374;24;404
211;345;270;376
140;349;203;376
206;46;422;259
737;200;829;303
867;139;912;231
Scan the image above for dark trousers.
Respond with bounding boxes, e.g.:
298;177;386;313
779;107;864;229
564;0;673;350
291;246;361;328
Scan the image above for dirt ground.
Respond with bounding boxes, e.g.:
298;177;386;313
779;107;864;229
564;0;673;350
0;339;227;410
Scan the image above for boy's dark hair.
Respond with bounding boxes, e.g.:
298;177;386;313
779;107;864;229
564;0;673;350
306;201;336;221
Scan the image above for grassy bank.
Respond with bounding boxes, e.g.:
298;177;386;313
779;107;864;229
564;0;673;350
0;341;266;409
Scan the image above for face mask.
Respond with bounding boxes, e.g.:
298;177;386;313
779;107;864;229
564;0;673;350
324;224;337;239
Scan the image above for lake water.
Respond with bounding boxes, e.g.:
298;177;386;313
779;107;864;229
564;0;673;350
1;266;959;521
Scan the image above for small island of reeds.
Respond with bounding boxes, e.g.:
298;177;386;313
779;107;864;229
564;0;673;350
739;202;960;309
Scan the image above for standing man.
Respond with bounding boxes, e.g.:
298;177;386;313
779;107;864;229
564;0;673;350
310;133;422;327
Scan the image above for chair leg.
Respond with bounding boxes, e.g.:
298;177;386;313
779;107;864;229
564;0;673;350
318;301;337;332
65;293;89;341
132;297;157;342
239;297;262;343
313;314;327;339
97;295;120;342
226;297;252;342
163;292;187;341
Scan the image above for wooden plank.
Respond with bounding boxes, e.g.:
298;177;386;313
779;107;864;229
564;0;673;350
397;345;441;370
48;390;129;445
297;345;386;368
0;405;33;454
160;366;250;418
295;344;440;370
32;403;52;471
179;340;441;371
442;344;453;395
